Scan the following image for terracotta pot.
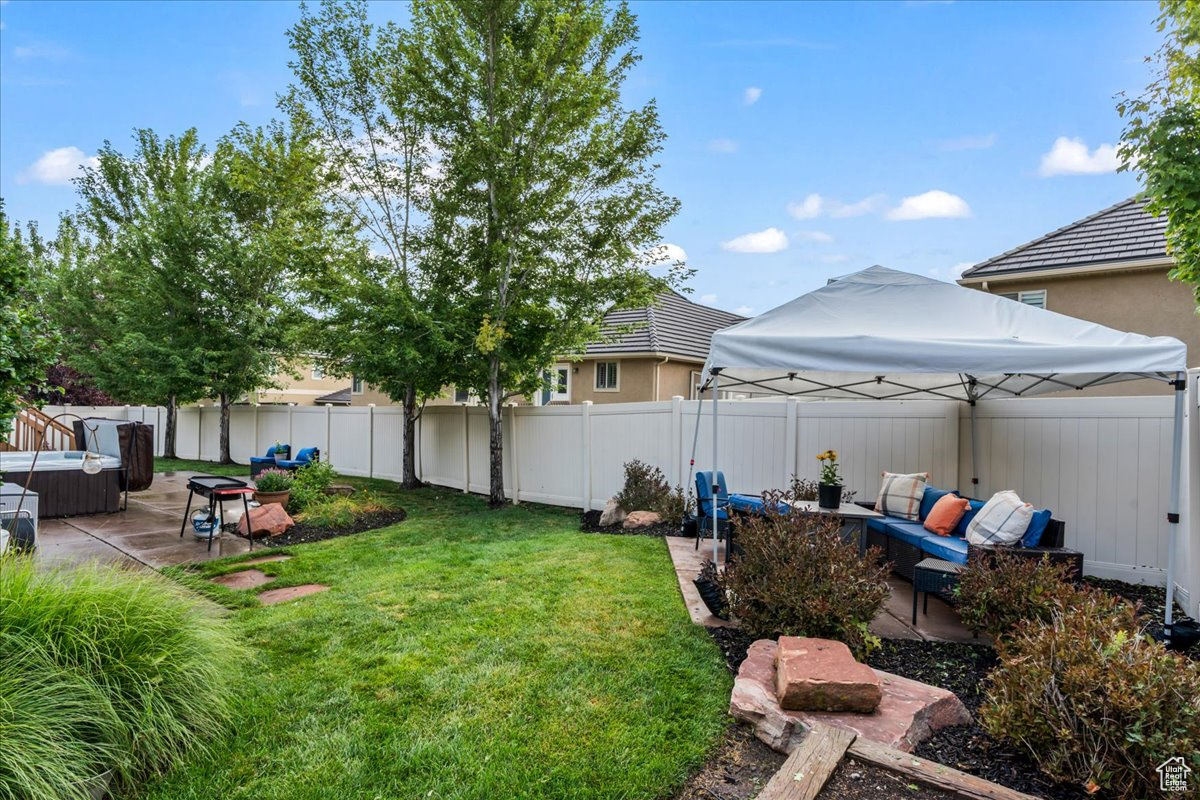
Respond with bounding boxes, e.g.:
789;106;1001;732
817;483;843;510
253;490;290;507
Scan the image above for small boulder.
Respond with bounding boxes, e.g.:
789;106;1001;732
324;484;356;496
599;497;627;527
623;510;663;529
775;636;882;713
237;504;295;538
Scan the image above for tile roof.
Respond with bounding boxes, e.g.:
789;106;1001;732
961;197;1168;279
582;291;746;361
315;387;352;405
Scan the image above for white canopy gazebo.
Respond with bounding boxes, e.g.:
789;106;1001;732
699;266;1189;634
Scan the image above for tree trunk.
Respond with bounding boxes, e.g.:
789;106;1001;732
163;394;178;459
218;391;232;464
401;384;421;489
487;355;505;507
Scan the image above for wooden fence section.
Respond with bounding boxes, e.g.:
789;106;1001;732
23;368;1200;611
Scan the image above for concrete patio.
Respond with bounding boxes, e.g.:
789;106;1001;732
666;535;984;644
35;471;252;569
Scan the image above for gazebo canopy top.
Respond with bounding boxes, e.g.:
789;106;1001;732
701;265;1187;401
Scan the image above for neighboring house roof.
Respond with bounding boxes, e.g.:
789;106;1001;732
961;197;1168;280
582;291;746;361
315;387;352;405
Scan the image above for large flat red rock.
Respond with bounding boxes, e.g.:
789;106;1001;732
258;584;328;605
237;505;294;538
210;569;275;589
775;636;882;713
731;639;970;754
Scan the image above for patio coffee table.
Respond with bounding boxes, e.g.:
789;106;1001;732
178;475;255;552
786;499;884;555
913;557;963;625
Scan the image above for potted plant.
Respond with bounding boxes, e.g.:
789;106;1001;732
272;441;288;464
816;449;843;509
254;468;294;507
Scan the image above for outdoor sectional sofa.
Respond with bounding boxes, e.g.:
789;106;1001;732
860;485;1079;581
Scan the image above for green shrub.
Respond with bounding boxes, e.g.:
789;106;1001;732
716;490;890;657
0;555;247;799
295;490;396;529
956;551;1081;639
981;593;1200;798
288;460;336;512
254;467;294;492
615;460;688;521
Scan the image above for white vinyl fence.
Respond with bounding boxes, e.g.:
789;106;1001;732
23;368;1200;612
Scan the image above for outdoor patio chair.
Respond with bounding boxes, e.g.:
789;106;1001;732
250;444;289;478
275;447;320;471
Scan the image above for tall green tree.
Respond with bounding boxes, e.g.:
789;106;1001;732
283;0;450;488
1119;0;1200;305
408;0;685;506
0;202;60;437
71;129;214;457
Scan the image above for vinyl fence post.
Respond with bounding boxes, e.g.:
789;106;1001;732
252;404;260;457
325;403;332;464
367;404;375;479
581;401;593;511
670;396;683;487
197;405;203;460
509;401;520;504
287;403;295;454
462;404;471;493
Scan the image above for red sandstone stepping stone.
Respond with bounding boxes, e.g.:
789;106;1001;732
730;639;970;754
775;636;882;713
258;584;329;605
238;554;293;566
210;569;275;590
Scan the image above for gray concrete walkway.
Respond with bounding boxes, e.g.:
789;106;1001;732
35;471;251;569
665;535;985;644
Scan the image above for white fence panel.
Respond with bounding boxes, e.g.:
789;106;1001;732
419;407;467;490
198;408;221;461
685;400;787;497
370;408;406;481
512;405;583;507
228;408;257;464
255;408;290;459
328;407;372;477
590;402;675;508
960;396;1177;585
290;407;329;458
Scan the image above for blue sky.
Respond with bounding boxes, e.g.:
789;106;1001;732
0;0;1161;317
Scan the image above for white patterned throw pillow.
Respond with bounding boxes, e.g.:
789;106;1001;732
874;472;930;521
965;490;1034;546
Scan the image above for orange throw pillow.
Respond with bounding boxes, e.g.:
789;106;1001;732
923;494;970;537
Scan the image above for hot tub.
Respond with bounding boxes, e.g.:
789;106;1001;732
0;451;124;517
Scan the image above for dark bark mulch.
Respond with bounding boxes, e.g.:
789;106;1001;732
1083;576;1200;657
579;509;686;538
819;757;962;800
233;509;408;547
673;724;784;800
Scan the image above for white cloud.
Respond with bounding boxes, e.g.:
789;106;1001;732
721;227;789;254
788;192;886;219
937;133;996;152
708;138;738;154
1038;136;1122;176
699;293;718;305
886;190;971;221
18;146;98;185
13;42;71;61
734;305;754;316
645;242;687;268
743;86;762;106
794;230;833;243
926;261;975;281
787;193;823;219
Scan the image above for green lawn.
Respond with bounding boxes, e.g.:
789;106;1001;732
138;484;730;800
156;456;253;478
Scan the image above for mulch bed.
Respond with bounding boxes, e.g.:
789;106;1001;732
1084;576;1200;657
234;509;407;547
673;724;784;800
819;757;962;800
579;509;685;538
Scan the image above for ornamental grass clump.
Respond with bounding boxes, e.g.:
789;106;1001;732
0;554;247;800
981;592;1200;799
716;489;890;657
956;550;1082;639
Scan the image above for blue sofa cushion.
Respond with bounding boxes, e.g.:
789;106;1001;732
922;534;969;565
919;486;956;521
954;499;986;537
1021;508;1053;548
695;471;730;520
882;521;940;549
728;494;765;514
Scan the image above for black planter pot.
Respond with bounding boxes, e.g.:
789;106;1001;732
818;483;843;510
681;515;698;538
693;575;728;620
1160;619;1200;652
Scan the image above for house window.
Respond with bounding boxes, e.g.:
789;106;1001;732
454;387;471;404
999;290;1046;309
351;377;364;394
690;370;703;400
595;361;619;391
312;365;325;380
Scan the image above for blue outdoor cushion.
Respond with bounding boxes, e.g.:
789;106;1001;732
922;535;969;565
883;521;940;549
919;486;956;521
294;447;319;462
954;499;986;537
1021;509;1053;548
728;494;765;514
